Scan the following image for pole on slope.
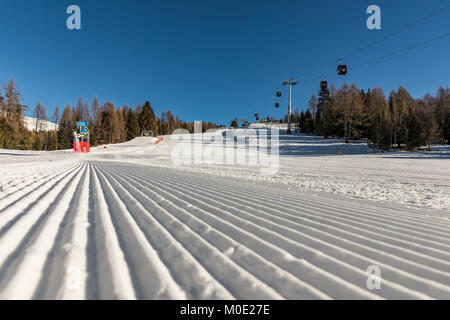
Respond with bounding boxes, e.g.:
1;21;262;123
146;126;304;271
283;78;298;134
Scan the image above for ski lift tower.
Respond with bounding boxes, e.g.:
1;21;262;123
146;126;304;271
283;78;298;134
73;121;90;153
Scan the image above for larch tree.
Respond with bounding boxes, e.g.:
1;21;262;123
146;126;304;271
51;106;60;149
34;102;43;132
308;94;318;134
52;106;60;131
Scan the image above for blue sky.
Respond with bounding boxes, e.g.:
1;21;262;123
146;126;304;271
1;0;449;124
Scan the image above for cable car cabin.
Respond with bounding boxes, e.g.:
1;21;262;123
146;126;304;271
276;91;282;97
337;64;348;75
320;81;328;89
275;102;280;108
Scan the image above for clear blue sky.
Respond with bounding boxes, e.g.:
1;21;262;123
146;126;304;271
1;0;449;124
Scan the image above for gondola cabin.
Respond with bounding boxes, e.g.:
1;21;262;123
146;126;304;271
337;63;348;75
320;80;328;89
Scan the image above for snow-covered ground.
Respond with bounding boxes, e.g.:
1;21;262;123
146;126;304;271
97;125;450;211
23;116;58;132
0;128;449;299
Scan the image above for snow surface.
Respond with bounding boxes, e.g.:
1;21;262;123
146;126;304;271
0;127;449;299
23;116;58;132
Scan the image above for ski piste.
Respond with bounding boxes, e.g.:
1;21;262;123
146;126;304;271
1;0;450;305
0;125;449;299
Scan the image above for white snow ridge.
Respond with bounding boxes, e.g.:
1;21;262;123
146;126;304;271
23;116;58;132
0;128;449;300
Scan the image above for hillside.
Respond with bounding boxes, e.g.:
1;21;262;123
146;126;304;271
23;116;58;132
0;128;449;299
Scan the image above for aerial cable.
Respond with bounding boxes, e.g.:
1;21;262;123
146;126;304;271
297;31;450;84
343;3;450;60
351;31;450;71
297;3;450;78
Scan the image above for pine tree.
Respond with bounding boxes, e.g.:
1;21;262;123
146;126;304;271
100;102;119;144
126;108;140;140
57;105;74;149
4;79;26;149
308;94;318;134
32;132;43;150
299;111;306;133
91;96;102;145
139;101;158;136
47;131;57;151
160;111;167;135
406;106;425;150
0;91;5;116
116;107;127;142
316;86;331;136
322;103;338;139
166;110;175;134
17;125;32;150
436;87;450;143
305;109;314;134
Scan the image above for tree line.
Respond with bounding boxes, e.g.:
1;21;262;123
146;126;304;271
0;78;220;151
294;83;449;150
2;77;448;152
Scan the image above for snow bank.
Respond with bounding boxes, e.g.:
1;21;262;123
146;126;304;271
23;116;58;132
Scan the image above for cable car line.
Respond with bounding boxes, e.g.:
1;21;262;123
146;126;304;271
294;30;450;85
343;3;450;61
350;31;450;71
272;6;450;112
296;3;450;78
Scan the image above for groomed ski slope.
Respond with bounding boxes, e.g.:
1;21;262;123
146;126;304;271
0;128;449;299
